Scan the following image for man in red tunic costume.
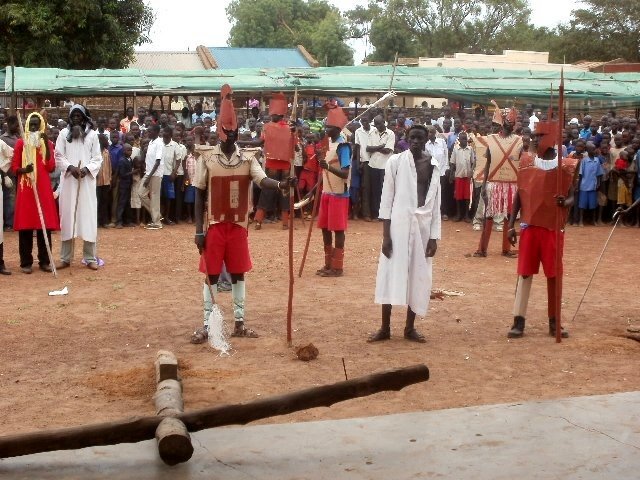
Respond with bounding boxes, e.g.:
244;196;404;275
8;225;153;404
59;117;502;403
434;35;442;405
252;92;294;230
316;101;351;277
190;85;296;344
506;117;579;339
11;113;60;273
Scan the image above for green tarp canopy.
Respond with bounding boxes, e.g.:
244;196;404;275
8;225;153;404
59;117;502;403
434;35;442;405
3;65;640;106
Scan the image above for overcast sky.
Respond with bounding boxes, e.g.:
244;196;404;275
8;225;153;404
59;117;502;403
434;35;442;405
139;0;581;64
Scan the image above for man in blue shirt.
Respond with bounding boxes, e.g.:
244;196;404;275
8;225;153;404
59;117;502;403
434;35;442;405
191;103;210;124
107;130;123;227
579;115;592;139
577;141;604;226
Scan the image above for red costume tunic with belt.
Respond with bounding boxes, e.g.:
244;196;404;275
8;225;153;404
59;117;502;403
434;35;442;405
516;153;578;278
11;139;60;231
262;121;293;170
194;145;266;274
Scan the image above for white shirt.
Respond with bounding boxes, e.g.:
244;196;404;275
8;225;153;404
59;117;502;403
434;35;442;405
425;137;449;175
161;140;181;175
529;114;540;132
368;128;395;169
145;137;164;177
450;145;476;178
354;126;372;163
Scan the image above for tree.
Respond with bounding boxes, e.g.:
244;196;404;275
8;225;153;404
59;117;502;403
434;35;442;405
0;1;154;69
346;0;532;61
554;0;640;63
226;0;353;66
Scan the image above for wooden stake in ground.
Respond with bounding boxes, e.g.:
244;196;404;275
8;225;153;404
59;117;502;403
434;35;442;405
287;87;299;345
0;364;429;459
153;351;193;466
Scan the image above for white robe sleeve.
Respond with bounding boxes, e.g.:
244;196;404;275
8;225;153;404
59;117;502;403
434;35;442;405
0;142;12;173
55;130;72;173
429;166;442;240
378;154;398;219
84;132;103;178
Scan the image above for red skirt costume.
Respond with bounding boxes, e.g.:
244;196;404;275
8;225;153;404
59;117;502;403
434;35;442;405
11;139;60;231
516;155;578;278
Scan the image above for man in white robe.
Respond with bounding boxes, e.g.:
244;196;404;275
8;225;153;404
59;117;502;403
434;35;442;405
369;125;441;343
0;137;13;274
54;104;103;270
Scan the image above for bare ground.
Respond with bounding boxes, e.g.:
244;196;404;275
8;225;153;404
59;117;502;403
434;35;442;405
1;218;638;436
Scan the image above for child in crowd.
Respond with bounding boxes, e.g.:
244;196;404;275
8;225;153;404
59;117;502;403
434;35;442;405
577;141;604;226
449;131;475;222
300;133;320;219
183;135;197;223
596;140;612;225
115;143;134;227
613;149;633;214
567;139;586;225
96;134;112;228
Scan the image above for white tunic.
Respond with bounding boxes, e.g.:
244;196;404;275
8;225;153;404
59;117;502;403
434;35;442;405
375;150;441;317
0;141;13;244
55;129;102;242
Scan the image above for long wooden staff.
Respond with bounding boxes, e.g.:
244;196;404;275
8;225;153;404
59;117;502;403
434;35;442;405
69;158;83;261
286;88;299;345
17;114;57;277
554;70;565;343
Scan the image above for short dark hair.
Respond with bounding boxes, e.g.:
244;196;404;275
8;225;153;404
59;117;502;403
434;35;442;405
408;124;429;136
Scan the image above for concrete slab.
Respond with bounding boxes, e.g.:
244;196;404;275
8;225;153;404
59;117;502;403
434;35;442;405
1;391;639;479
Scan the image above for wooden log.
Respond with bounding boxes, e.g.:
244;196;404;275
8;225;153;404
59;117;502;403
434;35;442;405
153;353;191;466
0;364;429;459
155;351;178;383
155;417;194;466
154;379;184;417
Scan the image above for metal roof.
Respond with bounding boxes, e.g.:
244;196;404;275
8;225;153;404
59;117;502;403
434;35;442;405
209;47;312;69
131;51;206;71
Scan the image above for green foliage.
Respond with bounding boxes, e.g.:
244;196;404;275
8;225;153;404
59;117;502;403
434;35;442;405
0;0;154;69
226;0;353;66
347;0;530;62
346;0;639;64
553;0;640;63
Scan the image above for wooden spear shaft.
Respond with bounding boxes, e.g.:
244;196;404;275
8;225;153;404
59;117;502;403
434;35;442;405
0;364;429;459
287;88;298;345
298;175;323;277
555;70;565;343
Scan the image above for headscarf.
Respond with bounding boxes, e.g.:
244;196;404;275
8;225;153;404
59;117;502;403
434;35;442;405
21;112;47;188
66;104;93;142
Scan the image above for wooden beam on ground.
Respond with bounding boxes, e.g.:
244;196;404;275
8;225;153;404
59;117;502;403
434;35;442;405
0;364;429;459
155;350;178;384
153;351;193;466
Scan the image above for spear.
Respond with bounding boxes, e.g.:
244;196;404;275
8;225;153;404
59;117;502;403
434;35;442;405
286;87;299;345
554;70;565;343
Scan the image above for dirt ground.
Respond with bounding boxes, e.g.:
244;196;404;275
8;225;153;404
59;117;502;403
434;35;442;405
1;218;639;436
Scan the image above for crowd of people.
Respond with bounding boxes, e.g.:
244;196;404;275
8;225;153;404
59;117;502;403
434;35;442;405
0;95;639;341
